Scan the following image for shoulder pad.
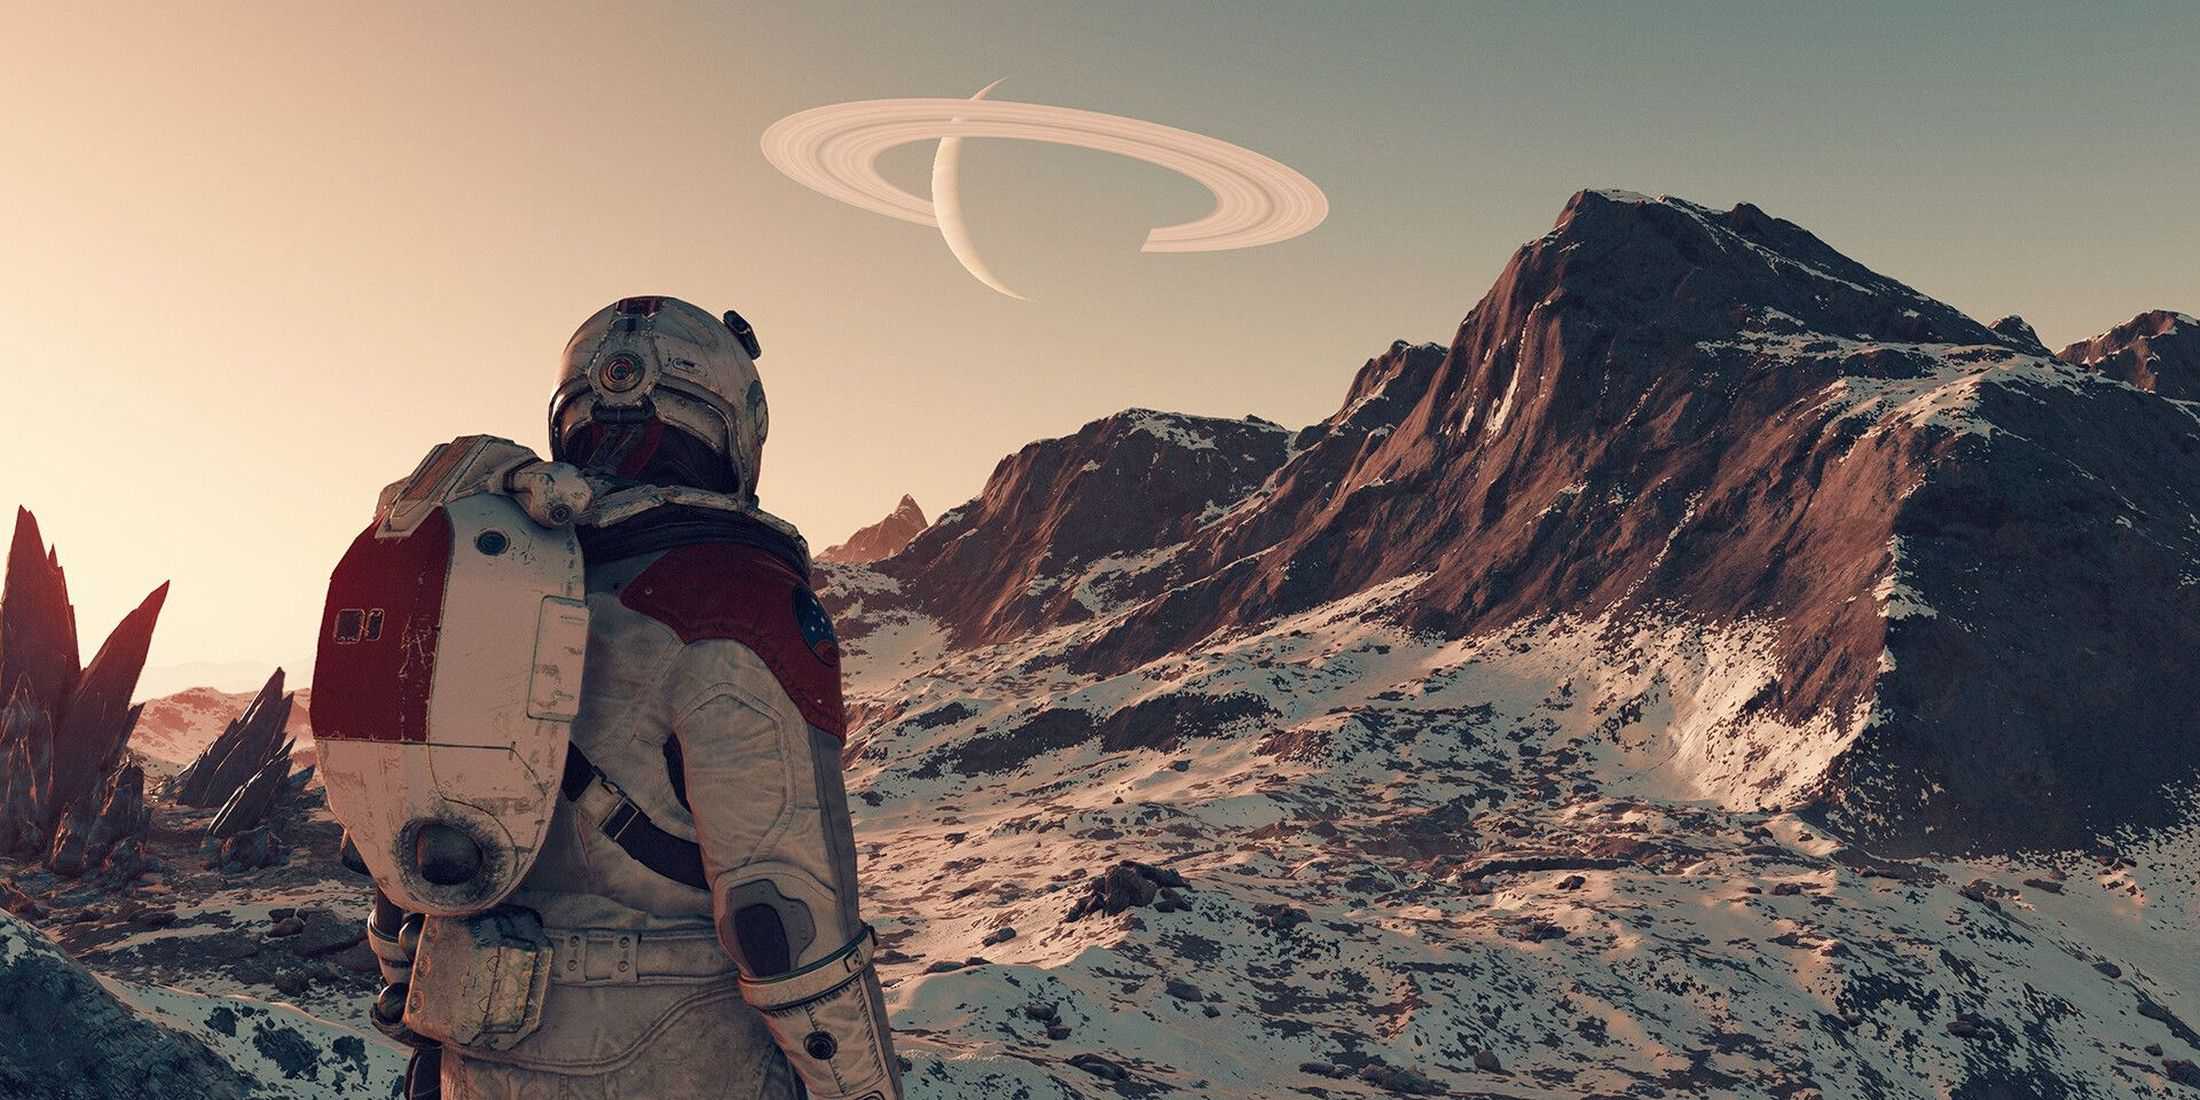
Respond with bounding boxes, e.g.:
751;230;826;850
378;435;541;536
621;544;846;738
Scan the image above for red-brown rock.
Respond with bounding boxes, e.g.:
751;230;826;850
2058;310;2199;399
819;495;929;564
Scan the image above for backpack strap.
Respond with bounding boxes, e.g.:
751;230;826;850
560;745;708;891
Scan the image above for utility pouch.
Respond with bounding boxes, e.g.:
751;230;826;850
404;907;553;1051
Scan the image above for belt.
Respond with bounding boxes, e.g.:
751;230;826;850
543;925;738;987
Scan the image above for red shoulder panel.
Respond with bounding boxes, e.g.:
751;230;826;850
620;544;846;739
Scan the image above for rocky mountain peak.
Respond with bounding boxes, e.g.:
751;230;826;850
858;407;1293;647
2058;308;2199;399
827;190;2200;853
819;494;930;564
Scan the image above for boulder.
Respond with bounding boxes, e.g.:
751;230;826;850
1065;860;1192;922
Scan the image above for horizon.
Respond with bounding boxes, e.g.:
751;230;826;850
5;1;2194;686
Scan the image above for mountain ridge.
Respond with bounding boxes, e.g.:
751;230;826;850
822;189;2200;854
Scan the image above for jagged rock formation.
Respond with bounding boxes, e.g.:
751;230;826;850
823;192;2200;854
173;669;294;812
0;509;166;875
0;908;251;1099
2058;309;2199;400
819;495;930;564
206;752;304;841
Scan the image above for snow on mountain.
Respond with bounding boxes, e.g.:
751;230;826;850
828;573;2200;1098
810;190;2200;1096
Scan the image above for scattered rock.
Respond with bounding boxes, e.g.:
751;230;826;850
1358;1062;1443;1095
1557;874;1586;891
2164;1059;2200;1087
1068;1052;1128;1081
1164;979;1203;1002
1771;882;1806;897
287;908;367;958
1064;860;1190;922
1945;1013;1993;1039
981;926;1017;946
2022;877;2065;894
273;970;312;996
1473;1048;1503;1072
923;960;965;974
269;916;305;938
2096;961;2124;978
1300;1061;1347;1079
330;942;381;975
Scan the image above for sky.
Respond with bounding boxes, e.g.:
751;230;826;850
2;1;2194;694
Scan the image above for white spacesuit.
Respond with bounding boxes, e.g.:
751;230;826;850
347;297;901;1100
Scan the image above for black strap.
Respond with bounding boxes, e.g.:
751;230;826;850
561;745;709;891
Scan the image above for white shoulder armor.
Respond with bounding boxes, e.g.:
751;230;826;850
378;435;595;535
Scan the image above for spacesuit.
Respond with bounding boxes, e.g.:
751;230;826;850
360;297;902;1100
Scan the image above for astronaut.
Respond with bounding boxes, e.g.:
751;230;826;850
361;296;901;1100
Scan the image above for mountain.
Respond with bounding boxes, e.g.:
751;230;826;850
819;495;931;564
805;192;2200;1097
831;190;2200;856
132;685;316;776
2058;309;2200;400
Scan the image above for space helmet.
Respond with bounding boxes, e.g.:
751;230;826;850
547;295;768;500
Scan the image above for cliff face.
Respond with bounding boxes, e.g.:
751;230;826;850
824;192;2200;854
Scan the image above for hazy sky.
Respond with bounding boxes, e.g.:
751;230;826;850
4;1;2193;692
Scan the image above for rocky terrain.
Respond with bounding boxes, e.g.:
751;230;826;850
1;191;2195;1098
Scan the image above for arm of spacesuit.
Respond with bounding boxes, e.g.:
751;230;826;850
671;640;902;1100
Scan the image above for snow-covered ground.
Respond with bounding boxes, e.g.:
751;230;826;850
833;574;2200;1098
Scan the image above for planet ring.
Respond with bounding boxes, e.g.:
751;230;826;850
760;97;1328;253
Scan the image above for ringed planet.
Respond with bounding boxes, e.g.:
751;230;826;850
760;83;1329;300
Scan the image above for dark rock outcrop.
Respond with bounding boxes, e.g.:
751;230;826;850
0;510;165;874
0;908;251;1099
2057;309;2199;400
819;495;929;564
0;509;78;718
1064;860;1192;921
48;763;150;876
207;745;297;839
173;670;294;810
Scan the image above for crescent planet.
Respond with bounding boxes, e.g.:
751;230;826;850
929;80;1026;300
761;88;1328;298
